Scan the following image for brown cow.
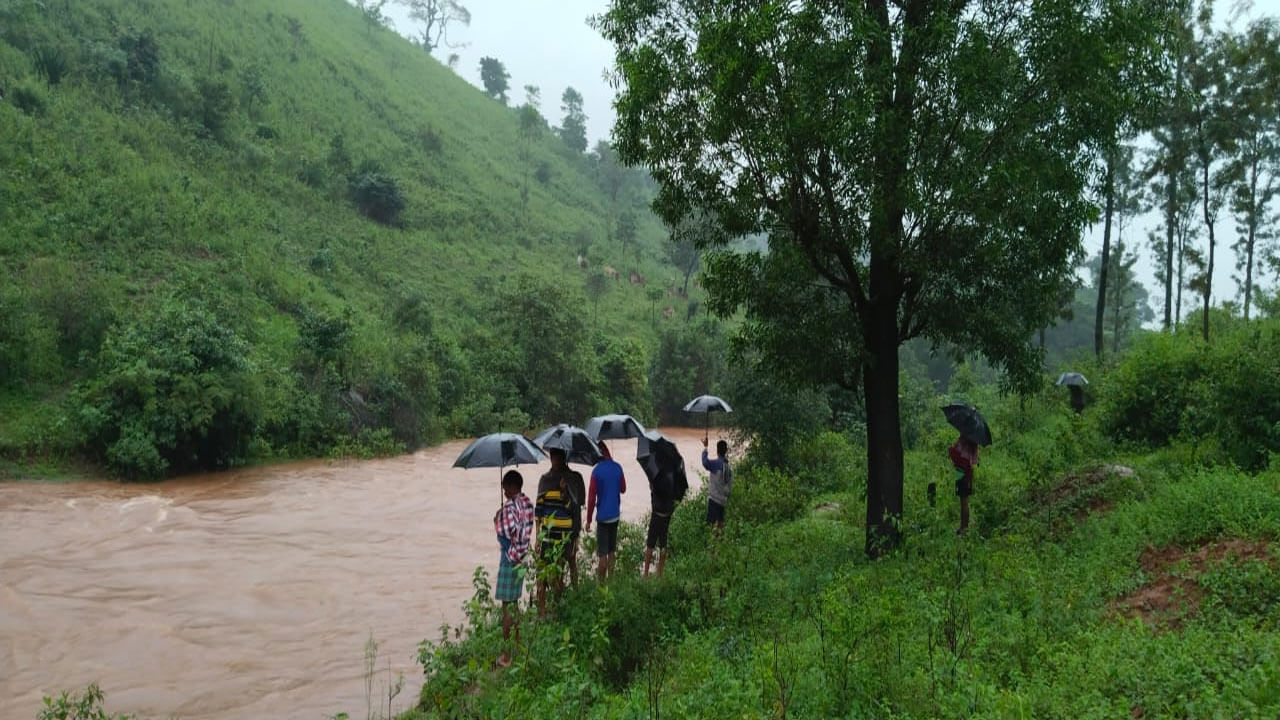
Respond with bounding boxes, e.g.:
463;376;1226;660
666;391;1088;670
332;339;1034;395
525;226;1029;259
603;265;620;280
662;305;675;319
629;271;646;286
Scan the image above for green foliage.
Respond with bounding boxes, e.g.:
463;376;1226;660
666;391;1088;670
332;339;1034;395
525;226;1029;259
32;44;69;85
38;684;133;720
0;0;698;473
1101;318;1280;469
648;319;726;424
477;55;508;103
9;81;45;114
348;171;406;225
410;395;1280;719
75;299;259;479
194;74;236;140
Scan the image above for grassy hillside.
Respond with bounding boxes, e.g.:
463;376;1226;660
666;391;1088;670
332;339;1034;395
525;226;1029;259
0;0;722;478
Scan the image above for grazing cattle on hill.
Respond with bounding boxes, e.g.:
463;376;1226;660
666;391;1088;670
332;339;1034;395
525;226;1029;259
577;254;588;270
662;305;675;319
629;271;646;286
603;265;620;280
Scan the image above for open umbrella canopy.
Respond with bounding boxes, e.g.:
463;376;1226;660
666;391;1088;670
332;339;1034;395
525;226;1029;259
1055;372;1089;386
452;432;545;470
636;429;682;483
942;403;993;446
584;414;646;441
532;424;604;466
683;395;732;414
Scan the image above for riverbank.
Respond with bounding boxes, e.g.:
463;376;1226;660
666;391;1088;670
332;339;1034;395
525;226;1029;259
404;395;1280;719
0;429;710;720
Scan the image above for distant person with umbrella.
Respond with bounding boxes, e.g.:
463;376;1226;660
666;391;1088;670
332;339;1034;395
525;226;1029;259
942;403;992;534
585;441;627;581
701;437;733;537
1056;372;1088;414
493;470;534;667
638;431;684;578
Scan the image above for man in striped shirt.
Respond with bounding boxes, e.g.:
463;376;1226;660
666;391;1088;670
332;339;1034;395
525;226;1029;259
535;448;578;618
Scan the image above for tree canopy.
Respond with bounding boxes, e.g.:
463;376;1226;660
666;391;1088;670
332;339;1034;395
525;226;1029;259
598;0;1166;555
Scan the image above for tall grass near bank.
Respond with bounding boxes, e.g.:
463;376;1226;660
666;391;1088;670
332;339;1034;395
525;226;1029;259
406;388;1280;719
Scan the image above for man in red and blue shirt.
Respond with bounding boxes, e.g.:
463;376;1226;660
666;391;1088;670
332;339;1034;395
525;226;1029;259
586;441;627;581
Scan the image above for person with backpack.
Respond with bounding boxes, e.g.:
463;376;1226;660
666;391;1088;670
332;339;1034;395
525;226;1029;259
535;448;579;616
702;438;732;537
585;441;626;581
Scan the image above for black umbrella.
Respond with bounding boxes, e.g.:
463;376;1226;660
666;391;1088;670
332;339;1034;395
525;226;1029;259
683;394;732;442
941;403;993;446
1055;372;1089;386
452;432;546;503
532;424;604;466
584;414;646;441
636;429;681;482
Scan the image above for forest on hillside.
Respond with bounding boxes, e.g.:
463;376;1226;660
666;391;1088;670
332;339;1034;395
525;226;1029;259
0;0;728;480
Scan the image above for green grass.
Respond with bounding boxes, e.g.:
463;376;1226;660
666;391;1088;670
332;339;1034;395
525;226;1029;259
0;0;712;475
407;389;1280;719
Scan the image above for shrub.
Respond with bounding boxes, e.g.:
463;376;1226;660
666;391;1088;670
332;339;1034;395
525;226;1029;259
10;82;46;115
1101;322;1280;469
75;300;261;479
37;683;133;720
32;45;69;85
194;75;236;140
348;171;406;225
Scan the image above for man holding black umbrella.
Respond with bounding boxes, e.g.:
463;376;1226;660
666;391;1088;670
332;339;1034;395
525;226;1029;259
537;447;586;587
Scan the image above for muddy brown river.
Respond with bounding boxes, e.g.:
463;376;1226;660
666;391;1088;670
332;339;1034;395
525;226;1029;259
0;428;710;720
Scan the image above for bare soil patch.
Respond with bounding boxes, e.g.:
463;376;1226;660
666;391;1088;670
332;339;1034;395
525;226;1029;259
1114;538;1276;629
1036;465;1134;524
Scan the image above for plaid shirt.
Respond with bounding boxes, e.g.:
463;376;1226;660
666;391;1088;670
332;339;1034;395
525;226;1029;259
495;493;535;564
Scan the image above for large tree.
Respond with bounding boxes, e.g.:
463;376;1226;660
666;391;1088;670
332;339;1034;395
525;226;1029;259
598;0;1163;555
1093;142;1145;360
1185;2;1228;341
559;87;589;154
478;56;509;104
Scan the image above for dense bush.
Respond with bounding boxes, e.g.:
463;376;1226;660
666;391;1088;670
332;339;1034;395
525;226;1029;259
1101;320;1280;470
348;170;406;225
75;300;260;479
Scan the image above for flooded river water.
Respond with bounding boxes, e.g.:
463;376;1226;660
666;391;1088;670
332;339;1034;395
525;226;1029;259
0;428;710;720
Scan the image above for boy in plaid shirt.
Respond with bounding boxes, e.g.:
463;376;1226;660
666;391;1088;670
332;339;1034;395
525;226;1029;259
494;470;534;667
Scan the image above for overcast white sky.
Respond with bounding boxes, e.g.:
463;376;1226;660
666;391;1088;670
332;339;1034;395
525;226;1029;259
385;0;1280;318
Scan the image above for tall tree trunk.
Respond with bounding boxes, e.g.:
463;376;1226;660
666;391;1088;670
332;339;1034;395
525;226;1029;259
1201;156;1215;342
1095;155;1115;360
1112;278;1125;354
1164;170;1177;329
1176;229;1184;326
863;299;903;558
1244;158;1259;321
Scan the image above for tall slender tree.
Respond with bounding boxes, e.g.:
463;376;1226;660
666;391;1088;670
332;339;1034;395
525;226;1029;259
558;87;589;154
598;0;1166;556
1186;2;1228;341
1145;1;1195;330
1219;20;1280;320
1094;142;1144;360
